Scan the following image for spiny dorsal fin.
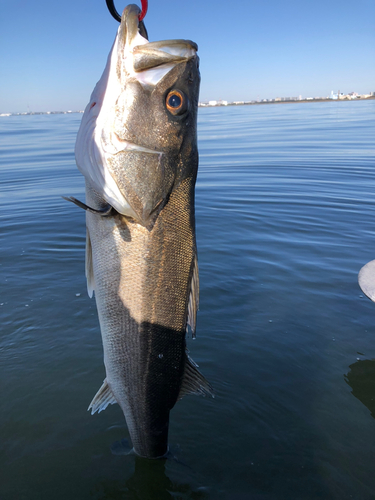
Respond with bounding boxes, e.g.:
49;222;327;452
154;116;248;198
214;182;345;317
86;228;95;298
178;354;214;400
88;378;117;415
187;254;199;338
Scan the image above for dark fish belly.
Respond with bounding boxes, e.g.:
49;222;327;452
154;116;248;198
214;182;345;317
102;310;186;458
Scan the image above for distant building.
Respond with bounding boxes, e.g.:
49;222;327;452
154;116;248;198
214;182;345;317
330;91;344;100
274;96;299;102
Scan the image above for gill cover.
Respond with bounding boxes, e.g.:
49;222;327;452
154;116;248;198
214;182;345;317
75;4;199;225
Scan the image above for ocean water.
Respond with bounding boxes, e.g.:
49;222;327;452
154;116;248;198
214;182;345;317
1;100;375;499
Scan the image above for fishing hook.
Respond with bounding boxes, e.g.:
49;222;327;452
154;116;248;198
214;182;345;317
106;0;148;22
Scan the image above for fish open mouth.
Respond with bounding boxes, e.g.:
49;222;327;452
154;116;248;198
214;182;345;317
117;4;198;87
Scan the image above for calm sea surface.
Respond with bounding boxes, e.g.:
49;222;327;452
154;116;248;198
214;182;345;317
1;100;375;499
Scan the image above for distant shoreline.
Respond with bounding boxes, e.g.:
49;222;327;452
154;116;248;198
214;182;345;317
199;96;375;108
1;96;374;117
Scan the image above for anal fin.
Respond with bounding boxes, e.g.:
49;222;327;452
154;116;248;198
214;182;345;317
88;378;117;415
178;354;214;400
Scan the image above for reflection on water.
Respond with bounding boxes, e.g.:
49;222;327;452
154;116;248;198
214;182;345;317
345;359;375;419
92;456;207;500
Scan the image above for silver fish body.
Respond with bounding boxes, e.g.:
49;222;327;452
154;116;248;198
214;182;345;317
74;4;213;458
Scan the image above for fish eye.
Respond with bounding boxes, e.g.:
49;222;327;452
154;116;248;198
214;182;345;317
166;90;188;116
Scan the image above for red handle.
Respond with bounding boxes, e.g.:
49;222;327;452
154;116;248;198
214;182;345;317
138;0;148;21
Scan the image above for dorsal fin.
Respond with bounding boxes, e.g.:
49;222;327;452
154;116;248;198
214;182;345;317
187;254;199;338
85;229;95;298
88;379;117;415
178;354;214;400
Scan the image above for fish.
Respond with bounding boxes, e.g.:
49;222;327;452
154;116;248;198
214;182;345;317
71;3;213;459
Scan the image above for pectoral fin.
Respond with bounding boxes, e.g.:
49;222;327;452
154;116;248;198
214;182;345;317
88;379;118;415
63;196;113;216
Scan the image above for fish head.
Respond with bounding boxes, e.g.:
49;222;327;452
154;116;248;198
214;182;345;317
75;4;200;228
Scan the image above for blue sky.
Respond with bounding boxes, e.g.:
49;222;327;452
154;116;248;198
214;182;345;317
1;0;374;113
